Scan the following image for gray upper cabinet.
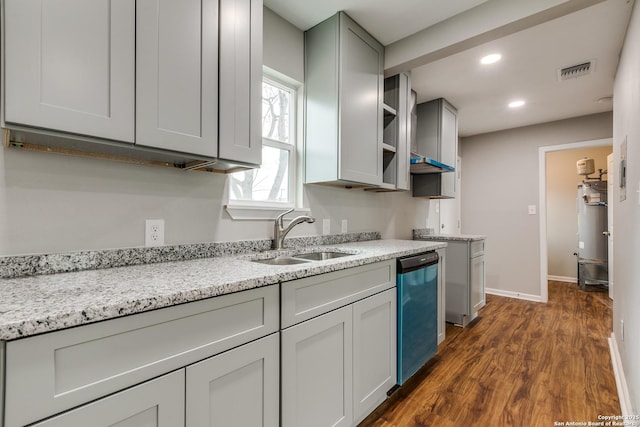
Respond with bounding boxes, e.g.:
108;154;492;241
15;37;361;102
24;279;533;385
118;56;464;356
136;0;219;157
305;12;384;187
217;0;263;165
412;98;458;198
373;73;411;192
4;0;135;142
3;0;261;168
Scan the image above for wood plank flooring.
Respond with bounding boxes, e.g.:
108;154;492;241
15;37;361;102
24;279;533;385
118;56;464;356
359;281;619;427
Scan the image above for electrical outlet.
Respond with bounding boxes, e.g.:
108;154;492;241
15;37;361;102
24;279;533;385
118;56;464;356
145;219;165;247
528;205;537;215
322;219;331;235
341;219;348;234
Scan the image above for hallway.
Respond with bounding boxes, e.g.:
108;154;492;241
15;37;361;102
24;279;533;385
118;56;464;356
360;281;619;427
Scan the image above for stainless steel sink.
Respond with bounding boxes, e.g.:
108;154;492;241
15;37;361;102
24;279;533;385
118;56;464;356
252;257;311;265
251;250;353;266
293;251;352;261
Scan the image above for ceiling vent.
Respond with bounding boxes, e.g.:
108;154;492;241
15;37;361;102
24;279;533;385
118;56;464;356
557;60;596;81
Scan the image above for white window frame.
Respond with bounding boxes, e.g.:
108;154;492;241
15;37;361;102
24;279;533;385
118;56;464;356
225;74;306;220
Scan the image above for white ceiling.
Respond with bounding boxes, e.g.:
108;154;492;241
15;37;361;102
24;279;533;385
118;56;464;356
264;0;634;137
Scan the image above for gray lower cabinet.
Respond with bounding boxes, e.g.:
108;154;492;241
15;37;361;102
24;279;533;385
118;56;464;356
280;261;397;427
31;370;185;427
186;333;279;427
282;305;354;427
29;334;279;427
304;12;384;187
2;286;279;427
445;239;486;326
352;289;397;425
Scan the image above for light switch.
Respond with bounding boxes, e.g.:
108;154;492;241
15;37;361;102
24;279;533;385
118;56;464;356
528;205;537;215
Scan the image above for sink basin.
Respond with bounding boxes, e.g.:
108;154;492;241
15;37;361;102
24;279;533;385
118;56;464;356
252;257;311;266
293;251;352;261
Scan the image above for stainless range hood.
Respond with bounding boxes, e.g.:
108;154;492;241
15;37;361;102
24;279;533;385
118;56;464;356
410;155;455;174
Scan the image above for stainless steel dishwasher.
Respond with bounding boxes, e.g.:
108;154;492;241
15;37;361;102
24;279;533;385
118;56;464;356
396;251;439;385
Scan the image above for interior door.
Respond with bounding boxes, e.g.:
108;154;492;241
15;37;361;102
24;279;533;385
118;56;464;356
607;153;614;299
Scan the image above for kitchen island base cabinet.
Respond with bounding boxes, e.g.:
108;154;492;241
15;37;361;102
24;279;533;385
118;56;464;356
30;370;185;427
186;333;279;427
281;288;397;427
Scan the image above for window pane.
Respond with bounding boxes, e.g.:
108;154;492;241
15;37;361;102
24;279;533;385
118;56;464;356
229;146;289;202
262;81;291;144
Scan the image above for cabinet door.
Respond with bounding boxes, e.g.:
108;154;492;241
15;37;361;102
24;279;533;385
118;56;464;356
338;13;383;186
471;255;486;313
186;333;279;427
31;370;184;427
218;0;262;165
353;289;397;424
281;306;353;427
136;0;218;157
4;0;135;142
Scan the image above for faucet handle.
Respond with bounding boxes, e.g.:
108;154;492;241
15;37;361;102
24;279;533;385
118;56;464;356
276;208;296;221
275;208;295;225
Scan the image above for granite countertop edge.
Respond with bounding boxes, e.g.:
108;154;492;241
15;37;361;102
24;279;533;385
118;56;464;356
412;229;487;242
0;239;446;341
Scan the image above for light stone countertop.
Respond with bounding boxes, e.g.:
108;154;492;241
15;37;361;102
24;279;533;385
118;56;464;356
0;239;446;341
413;229;487;242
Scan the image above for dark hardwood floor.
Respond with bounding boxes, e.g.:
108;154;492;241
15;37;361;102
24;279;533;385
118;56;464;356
359;281;619;427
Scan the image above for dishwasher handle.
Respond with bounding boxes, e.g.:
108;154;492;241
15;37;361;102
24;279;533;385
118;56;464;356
397;251;439;274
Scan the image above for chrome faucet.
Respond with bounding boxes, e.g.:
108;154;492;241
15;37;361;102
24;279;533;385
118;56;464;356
273;208;316;250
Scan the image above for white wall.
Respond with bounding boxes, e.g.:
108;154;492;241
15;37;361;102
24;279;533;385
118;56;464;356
460;112;613;298
612;0;640;413
546;146;611;279
0;8;436;256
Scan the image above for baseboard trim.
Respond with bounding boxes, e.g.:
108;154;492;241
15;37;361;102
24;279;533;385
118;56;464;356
609;332;634;415
485;288;542;302
548;275;577;283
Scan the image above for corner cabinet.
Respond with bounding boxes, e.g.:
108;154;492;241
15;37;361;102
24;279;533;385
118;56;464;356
304;12;384;187
2;0;262;169
412;98;458;198
280;261;397;427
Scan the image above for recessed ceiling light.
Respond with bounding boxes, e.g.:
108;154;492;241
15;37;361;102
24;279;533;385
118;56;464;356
480;53;502;65
508;100;525;108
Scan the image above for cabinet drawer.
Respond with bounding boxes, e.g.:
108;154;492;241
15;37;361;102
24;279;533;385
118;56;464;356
470;239;485;257
281;260;395;328
4;285;278;427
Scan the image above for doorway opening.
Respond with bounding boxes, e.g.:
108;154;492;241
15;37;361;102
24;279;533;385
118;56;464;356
538;138;612;302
